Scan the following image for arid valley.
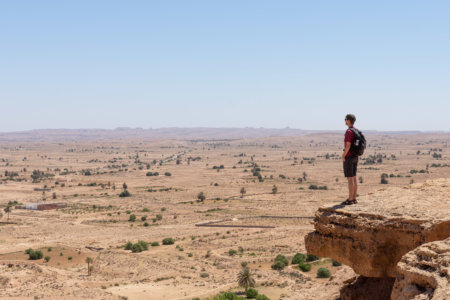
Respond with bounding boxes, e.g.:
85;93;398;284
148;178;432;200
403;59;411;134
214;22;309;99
0;128;449;300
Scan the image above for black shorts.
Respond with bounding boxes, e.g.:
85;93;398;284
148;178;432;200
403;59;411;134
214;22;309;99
343;156;358;177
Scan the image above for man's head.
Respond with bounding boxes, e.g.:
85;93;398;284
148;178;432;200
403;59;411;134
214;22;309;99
345;114;356;127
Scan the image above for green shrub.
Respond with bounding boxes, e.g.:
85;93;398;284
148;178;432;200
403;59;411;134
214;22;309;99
271;254;289;270
27;249;44;260
141;216;147;221
306;254;319;262
245;288;258;298
68;256;72;260
228;249;237;256
317;267;331;278
128;214;136;222
44;256;50;262
151;242;160;247
124;241;133;250
274;254;288;266
200;272;209;278
271;260;285;270
332;260;342;266
137;240;149;250
255;295;270;300
131;243;143;253
119;190;131;197
299;262;311;272
309;184;327;190
292;253;306;264
162;238;175;245
125;241;149;253
213;292;245;300
164;172;172;176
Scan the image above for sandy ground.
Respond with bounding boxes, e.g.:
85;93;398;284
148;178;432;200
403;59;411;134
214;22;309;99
0;132;448;299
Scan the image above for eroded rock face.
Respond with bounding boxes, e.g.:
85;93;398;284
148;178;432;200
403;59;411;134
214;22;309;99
391;237;450;300
305;179;450;278
340;276;395;300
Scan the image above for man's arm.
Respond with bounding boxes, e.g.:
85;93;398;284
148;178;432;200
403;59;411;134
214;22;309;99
342;142;351;161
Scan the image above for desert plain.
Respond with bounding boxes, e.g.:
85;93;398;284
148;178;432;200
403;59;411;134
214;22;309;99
0;129;448;300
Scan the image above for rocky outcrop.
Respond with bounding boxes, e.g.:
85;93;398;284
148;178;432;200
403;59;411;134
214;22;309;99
304;179;450;298
391;237;450;300
305;179;450;278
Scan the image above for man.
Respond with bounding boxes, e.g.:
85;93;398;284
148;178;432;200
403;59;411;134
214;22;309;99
342;114;358;205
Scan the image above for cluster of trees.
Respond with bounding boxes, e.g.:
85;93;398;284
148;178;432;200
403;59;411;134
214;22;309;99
146;172;159;176
31;170;54;183
119;182;131;197
25;248;43;260
124;240;149;253
308;184;327;190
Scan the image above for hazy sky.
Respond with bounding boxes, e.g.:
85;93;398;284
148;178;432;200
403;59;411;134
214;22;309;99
1;1;449;132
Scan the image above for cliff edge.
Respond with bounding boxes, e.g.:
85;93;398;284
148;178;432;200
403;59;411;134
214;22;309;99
305;179;450;299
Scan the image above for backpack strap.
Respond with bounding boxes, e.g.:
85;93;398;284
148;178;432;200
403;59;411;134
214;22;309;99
349;127;360;137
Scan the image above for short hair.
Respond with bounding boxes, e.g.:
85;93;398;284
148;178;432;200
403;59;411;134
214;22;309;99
345;114;356;125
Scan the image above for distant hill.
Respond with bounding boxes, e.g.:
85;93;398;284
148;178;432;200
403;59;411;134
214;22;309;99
0;127;431;142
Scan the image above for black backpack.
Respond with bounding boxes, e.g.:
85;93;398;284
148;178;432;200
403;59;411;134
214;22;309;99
349;128;366;156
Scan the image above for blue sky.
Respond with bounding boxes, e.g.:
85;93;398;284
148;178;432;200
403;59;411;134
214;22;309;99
1;1;449;132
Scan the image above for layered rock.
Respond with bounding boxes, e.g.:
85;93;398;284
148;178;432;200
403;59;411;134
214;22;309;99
305;179;450;278
391;237;450;300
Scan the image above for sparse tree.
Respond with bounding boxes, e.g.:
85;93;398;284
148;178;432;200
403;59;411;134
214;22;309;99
85;257;93;276
240;187;246;198
272;185;278;194
122;182;128;190
237;267;255;292
4;205;11;221
197;192;205;202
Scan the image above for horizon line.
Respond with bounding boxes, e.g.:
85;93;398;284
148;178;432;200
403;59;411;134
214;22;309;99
0;126;449;134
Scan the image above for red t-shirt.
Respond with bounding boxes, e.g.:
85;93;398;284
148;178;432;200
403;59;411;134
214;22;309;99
344;127;355;157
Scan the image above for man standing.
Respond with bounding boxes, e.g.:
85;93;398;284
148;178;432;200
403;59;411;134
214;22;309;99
342;114;358;205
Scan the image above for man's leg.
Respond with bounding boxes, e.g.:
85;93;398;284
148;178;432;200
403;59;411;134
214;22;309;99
347;177;353;200
352;176;357;200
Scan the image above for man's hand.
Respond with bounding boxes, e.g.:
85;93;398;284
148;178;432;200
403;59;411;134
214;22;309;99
343;141;351;161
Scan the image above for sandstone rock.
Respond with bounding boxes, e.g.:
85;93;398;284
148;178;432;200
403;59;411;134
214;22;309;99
305;179;450;278
391;237;450;300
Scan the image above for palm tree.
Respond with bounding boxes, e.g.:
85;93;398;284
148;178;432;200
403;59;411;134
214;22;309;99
85;257;93;276
4;206;11;221
237;267;255;292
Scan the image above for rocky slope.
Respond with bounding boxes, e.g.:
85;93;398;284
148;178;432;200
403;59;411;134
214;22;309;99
392;237;450;300
304;179;450;298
